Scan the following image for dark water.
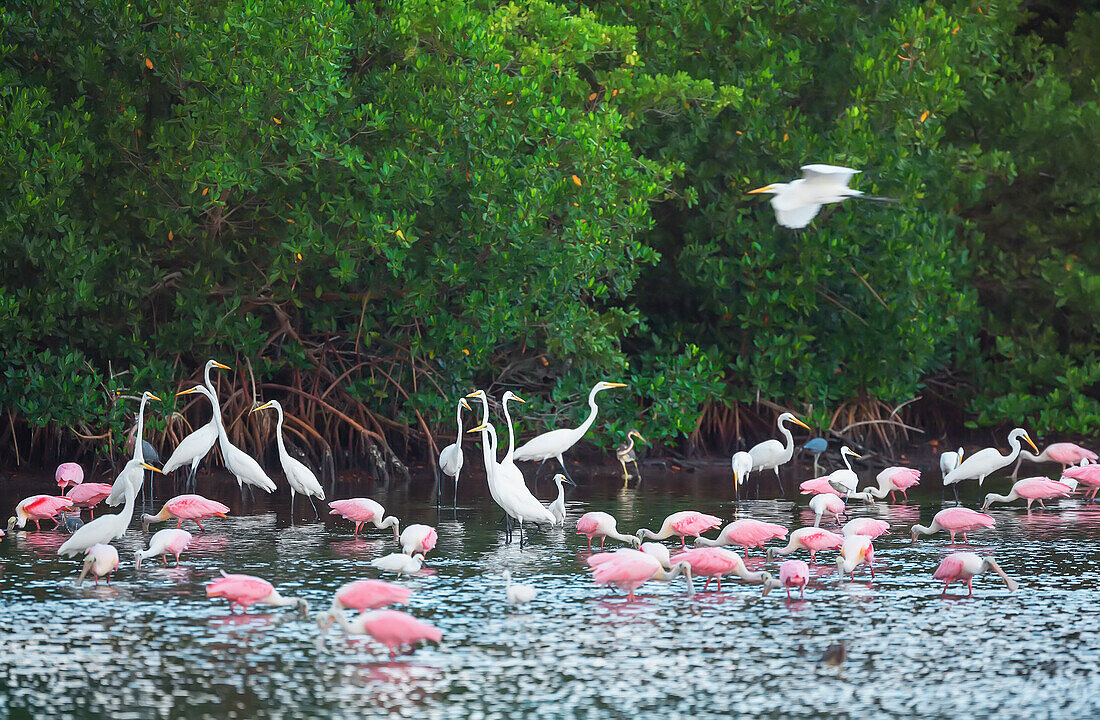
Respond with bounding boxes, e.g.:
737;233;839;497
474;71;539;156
2;458;1099;719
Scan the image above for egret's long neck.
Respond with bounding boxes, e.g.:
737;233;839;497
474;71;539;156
778;419;796;462
481;423;498;475
502;397;518;463
574;386;603;438
134;395;149;462
273;405;289;459
119;483;139;530
842;452;854;472
454;402;465;446
554;479;567;505
1004;434;1024;463
206;388;230;452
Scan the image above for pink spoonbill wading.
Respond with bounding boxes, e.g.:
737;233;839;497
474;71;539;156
981;477;1073;511
636;511;722;549
669;547;779;593
1062;464;1100;500
932;553;1018;597
77;543;119;586
142;494;229;532
575;511;641;550
400;524;438;556
135;528;193;569
55;463;84;490
64;483;113;518
339;609;442;660
7;495;75;531
779;560;810;599
810;493;846;528
866;466;921;503
910;508;995;543
1013;442;1097;478
206;572;309;614
841;518;890;539
767;527;844;563
693;518;788;556
317;579;412;635
328;498;401;539
587;548;696;601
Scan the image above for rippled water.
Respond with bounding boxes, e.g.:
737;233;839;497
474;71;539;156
2;458;1099;719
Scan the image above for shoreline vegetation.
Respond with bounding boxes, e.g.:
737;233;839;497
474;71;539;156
1;1;1097;472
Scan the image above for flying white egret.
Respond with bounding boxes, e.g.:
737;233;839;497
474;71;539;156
252;400;325;517
731;451;752;503
747;412;811;494
748;164;897;229
59;460;159;557
106;391;162;506
943;428;1038;504
177;385;276;500
437;397;472;507
162;360;231;491
511;381;627;483
547;473;575;526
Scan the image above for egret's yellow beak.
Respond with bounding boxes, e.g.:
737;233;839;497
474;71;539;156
1024;433;1039;453
606;382;627;388
460;398;471;411
213;361;232;370
850;451;864;460
512;395;526;404
251;401;273;414
465;390;483;399
792;417;811;431
176;388;196;396
141;462;164;474
148;393;163;402
747;185;774;194
467;423;488;434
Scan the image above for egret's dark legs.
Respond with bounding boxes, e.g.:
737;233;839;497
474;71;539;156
434;466;441;508
952;483;960;505
452;479;459;509
532;459;548;489
557;455;575;484
774;467;785;495
308;495;319;520
290;491;295;517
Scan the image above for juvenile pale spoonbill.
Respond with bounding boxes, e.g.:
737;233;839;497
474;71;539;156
135;528;192;569
400;524;438;556
503;569;538;605
810;493;845;528
932;553;1018;596
836;535;875;580
1013;441;1097;478
371;552;425;578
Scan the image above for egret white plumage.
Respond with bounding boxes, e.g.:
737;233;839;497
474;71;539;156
106;391;162;506
748;164;897;229
162;360;230;491
511;381;627;483
747;412;811;494
502;569;538;605
371;552;425;578
826;446;863;500
437;397;472;507
943;428;1038;503
731;451;752;503
252;399;325;517
547;473;575;526
59;460;159;558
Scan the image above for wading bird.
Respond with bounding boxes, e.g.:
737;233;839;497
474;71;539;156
1062;464;1100;500
512;381;627;482
77;544;119;586
162;360;230;491
107;391;162;506
575;511;641;550
943;428;1038;503
58;461;156;558
836;535;875;580
503;569;537;605
371;552;425;578
981;477;1073;511
932;553;1018;597
252;399;325;517
616;429;646;482
338;610;442;660
747;412;811;494
586;548;695;601
731;451;752;503
328;498;400;539
465;390;511;529
670;547;779;593
400;524;438;556
826;446;863;498
547;473;575;526
940;447;964;485
437;398;471;507
65;483;113;518
779;560;810;599
748;164;896;229
1013;442;1097;478
55;463;84;490
135;528;192;569
801;438;828;476
841;518;889;539
693;518;788;557
206;572;308;614
910;508;995;543
7;495;75;531
766;527;844;563
177;385;276;501
636;511;722;549
865;466;921;503
142;494;229;532
317;579;412;636
810;493;846;528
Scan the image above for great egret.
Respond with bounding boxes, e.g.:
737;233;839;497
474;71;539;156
59;460;158;557
162;360;231;491
252;399;325;517
940;448;964;480
437;397;472;507
932;553;1018;596
943;428;1038;503
616;429;645;482
106;391;162;506
177;385;276;500
502;569;538;605
731;451;752;503
747;412;811;494
547;473;575;525
465;390;512;529
77;544;120;586
206;571;308;614
135;528;192;569
748;164;897;229
512;381;627;482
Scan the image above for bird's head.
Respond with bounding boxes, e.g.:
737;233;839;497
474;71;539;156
6;516;18;531
208;360;231;371
176;385;207;398
467;422;488;435
251;400;278;414
133;549;144;570
465;389;486;401
552;473;576;487
766;547;775;562
747;183;781;196
502;390;525;405
594;382;627;392
142;392;163;404
760;572;780;597
627;429;646;444
413;553;426;563
459;398;472;412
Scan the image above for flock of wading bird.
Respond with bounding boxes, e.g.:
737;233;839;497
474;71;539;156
4;360;1100;661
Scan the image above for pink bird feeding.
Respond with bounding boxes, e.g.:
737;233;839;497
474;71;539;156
343;609;442;660
318;579;412;635
636;511;722;549
836;535;875;580
779;559;810;599
142;494;229;532
1063;464;1100;500
7;495;75;531
933;552;1018;597
766;527;844;563
982;477;1073;511
135;528;193;569
587;548;694;601
55;463;84;490
400;524;438;556
693;518;788;557
1027;442;1098;469
799;476;840;496
328;498;400;539
669;547;773;592
868;466;921;502
206;572;308;614
841;517;889;539
911;507;995;543
575;511;639;550
809;493;846;527
65;483;113;517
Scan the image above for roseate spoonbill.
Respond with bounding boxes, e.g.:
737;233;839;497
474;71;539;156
810;493;846;528
866;467;921;503
1062;464;1100;500
731;451;752;502
177;385;276;501
77;544;119;586
766;527;844;563
340;610;442;659
328;498;400;539
106;391;161;506
943;428;1038;502
252;400;325;516
503;570;537;605
56;463;84;490
932;553;1018;596
548;473;575;525
58;462;154;557
670;547;778;593
575;511;640;550
910;508;995;543
437;397;471;507
400;524;438;556
693;518;788;556
637;511;722;549
748;164;897;229
981;477;1073;511
586;548;695;601
512;382;627;482
747;412;811;494
779;559;810;599
1013;442;1097;478
135;528;192;568
206;572;308;614
836;535;875;580
640;542;673;570
162;360;230;491
371;552;425;578
7;495;75;531
142;494;229;532
841;518;889;539
802;438;828;475
617;429;646;482
800;476;840;496
317;579;412;635
65;483;113;518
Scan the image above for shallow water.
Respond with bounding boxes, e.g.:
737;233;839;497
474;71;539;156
2;459;1099;720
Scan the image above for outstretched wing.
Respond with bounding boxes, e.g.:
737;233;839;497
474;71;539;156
801;164;860;187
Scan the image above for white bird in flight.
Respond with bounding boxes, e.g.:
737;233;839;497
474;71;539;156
748;164;897;228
